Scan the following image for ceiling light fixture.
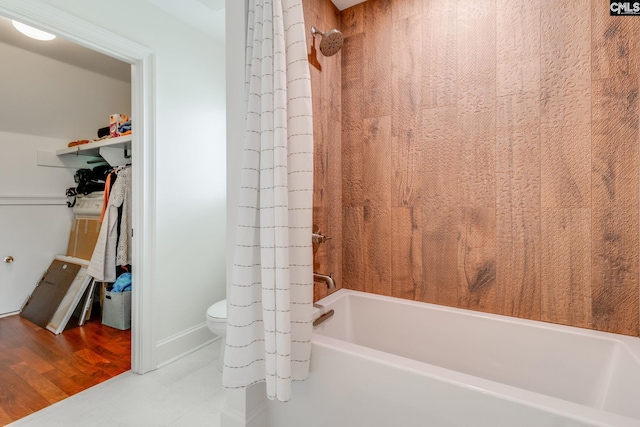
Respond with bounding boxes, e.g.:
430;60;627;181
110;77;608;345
11;20;56;41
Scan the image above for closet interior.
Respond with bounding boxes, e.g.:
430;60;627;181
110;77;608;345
0;15;134;337
22;119;134;333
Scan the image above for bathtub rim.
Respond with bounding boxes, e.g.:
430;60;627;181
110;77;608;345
311;289;640;427
313;289;640;360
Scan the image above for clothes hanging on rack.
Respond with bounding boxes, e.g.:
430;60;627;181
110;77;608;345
88;166;131;282
115;167;132;267
100;169;117;222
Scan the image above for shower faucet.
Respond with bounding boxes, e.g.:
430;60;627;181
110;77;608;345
312;232;332;244
314;272;336;290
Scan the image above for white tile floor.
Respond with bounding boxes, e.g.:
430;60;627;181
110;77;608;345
8;342;225;427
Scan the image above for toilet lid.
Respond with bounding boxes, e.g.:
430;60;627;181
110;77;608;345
207;299;227;319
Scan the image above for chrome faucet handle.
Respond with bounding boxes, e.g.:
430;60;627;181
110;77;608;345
312;233;332;244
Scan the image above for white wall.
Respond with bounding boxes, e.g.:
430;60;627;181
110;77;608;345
0;131;75;195
0;132;77;314
0;41;131;141
27;0;228;365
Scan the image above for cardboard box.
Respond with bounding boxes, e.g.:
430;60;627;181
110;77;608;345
102;290;131;330
66;218;101;260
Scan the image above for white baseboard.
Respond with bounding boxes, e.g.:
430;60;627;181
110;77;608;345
0;311;20;319
155;322;218;368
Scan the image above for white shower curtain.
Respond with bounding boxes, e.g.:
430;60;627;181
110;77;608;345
222;0;314;402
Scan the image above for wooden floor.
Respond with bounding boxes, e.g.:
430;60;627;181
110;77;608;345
0;313;131;426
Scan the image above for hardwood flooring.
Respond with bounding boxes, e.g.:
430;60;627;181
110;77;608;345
0;313;131;425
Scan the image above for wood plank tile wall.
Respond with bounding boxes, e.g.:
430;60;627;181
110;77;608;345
338;0;640;336
303;0;343;301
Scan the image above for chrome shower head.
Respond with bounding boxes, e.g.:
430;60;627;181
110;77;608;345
310;26;343;57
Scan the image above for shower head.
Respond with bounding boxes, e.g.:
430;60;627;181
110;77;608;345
310;26;344;57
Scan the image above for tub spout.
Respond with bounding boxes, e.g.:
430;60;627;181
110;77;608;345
314;272;336;290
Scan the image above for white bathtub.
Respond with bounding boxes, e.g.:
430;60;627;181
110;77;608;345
267;289;640;427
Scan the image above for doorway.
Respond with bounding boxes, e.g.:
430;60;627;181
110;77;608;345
0;1;156;375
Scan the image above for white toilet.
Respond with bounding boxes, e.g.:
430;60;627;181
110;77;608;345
206;299;227;372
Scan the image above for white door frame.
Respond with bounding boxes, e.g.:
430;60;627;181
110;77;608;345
0;0;157;374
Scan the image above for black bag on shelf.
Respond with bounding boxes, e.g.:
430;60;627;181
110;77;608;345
74;165;110;195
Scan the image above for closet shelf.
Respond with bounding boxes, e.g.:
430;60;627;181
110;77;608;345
56;134;132;157
37;134;132;168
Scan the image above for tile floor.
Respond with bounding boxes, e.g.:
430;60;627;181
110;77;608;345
7;342;225;427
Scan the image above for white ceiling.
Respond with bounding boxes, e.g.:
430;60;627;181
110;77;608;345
148;0;225;41
331;0;367;10
0;16;131;82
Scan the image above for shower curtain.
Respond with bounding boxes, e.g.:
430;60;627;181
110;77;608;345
222;0;314;402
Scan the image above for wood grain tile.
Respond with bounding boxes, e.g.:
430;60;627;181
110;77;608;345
363;116;392;208
392;13;423;207
591;73;640;336
335;0;640;336
393;169;422;208
592;75;639;125
496;57;541;97
341;128;364;204
496;125;541;319
457;0;496;80
496;124;541;177
391;0;421;21
541;52;590;99
495;198;541;320
457;74;497;114
341;2;364;38
320;46;341;106
342;207;365;291
392;14;422;129
541;0;590;59
457;110;496;208
541;208;592;329
457;207;496;311
313;82;328;207
422;233;459;307
422;0;456;108
541;123;590;208
363;0;392;118
496;0;540;63
592;2;640;80
326;109;343;296
341;34;363;129
541;88;591;128
363;206;392;295
342;33;364;207
496;92;540;129
391;207;421;299
323;0;341;30
421;206;459;307
422;106;458;206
